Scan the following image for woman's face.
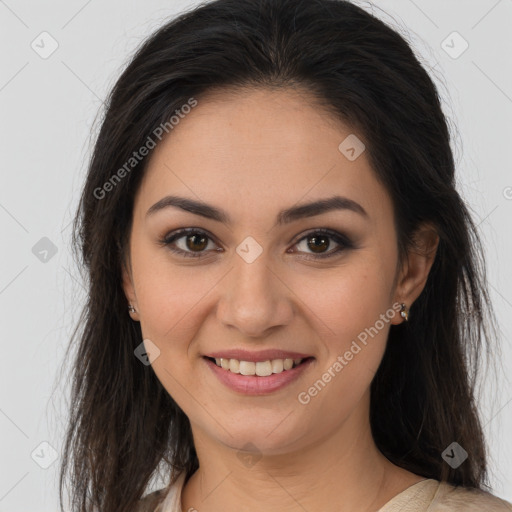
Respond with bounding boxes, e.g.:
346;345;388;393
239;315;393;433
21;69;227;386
123;87;423;455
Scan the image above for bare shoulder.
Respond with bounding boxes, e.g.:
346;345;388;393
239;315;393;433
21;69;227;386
133;488;168;512
434;482;512;511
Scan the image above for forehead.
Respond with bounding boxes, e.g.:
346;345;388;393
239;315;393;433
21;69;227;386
136;87;393;225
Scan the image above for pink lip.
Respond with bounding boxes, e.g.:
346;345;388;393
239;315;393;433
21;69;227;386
203;357;315;395
204;349;312;362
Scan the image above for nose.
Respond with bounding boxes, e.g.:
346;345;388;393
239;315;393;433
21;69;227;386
216;252;294;338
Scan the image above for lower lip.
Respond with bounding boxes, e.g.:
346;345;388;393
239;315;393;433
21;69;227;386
204;357;314;395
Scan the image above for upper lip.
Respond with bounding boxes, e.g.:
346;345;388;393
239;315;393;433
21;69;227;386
204;349;313;362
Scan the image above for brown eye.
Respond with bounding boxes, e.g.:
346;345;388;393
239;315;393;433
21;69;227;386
293;229;353;259
306;234;330;253
161;227;353;260
185;232;209;252
161;228;219;258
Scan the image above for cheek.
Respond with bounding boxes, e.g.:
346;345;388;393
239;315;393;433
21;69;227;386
131;239;212;341
131;246;214;412
296;255;394;343
292;275;392;435
293;252;395;394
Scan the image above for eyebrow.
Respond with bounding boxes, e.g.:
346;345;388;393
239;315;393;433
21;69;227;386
146;194;368;226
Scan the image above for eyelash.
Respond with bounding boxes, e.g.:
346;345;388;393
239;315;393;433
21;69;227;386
158;227;354;260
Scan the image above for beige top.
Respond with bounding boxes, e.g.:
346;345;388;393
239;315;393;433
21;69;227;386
138;473;512;512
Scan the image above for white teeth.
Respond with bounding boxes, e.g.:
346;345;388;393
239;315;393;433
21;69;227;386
229;359;240;373
239;361;256;375
212;357;305;376
283;358;293;370
271;359;283;373
256;360;273;376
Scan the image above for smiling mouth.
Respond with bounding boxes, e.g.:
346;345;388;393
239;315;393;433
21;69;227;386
204;356;313;376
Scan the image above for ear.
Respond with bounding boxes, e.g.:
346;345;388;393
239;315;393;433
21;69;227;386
390;222;439;325
121;256;140;322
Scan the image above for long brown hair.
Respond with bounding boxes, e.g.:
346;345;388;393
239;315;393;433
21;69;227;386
58;0;500;510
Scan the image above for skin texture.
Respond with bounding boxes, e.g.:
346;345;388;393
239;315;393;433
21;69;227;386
122;87;439;512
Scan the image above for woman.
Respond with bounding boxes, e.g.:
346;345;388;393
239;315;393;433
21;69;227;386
59;0;512;510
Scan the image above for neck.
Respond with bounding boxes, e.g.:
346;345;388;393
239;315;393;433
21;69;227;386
181;393;421;512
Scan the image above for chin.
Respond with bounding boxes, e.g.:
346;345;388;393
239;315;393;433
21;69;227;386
210;419;309;456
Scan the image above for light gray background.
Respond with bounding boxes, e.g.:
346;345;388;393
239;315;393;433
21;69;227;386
1;0;511;510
